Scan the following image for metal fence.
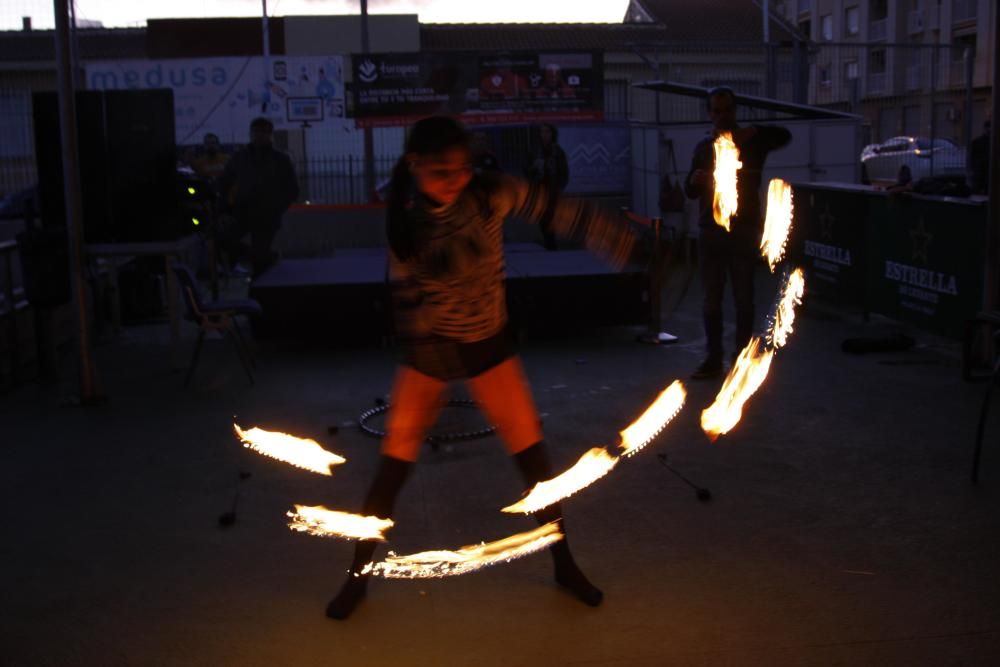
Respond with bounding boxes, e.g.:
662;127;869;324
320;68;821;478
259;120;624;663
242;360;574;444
0;36;992;204
295;154;398;204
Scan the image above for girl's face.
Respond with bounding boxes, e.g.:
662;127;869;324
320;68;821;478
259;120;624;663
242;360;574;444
410;146;472;207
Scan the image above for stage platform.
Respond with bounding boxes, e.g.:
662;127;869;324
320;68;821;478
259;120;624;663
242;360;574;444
249;244;650;341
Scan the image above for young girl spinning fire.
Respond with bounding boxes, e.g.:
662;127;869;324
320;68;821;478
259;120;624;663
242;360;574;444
327;116;648;620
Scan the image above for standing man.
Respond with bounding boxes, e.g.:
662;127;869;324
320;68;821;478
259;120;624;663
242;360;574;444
525;124;570;251
685;87;791;379
219;117;299;278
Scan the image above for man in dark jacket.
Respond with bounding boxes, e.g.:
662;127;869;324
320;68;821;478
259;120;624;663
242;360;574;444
219;117;299;277
685;87;791;379
525;123;570;251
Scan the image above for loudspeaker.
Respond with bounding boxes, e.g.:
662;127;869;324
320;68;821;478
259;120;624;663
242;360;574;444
33;89;180;242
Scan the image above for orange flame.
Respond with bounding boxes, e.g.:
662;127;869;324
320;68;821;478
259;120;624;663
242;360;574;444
287;505;394;541
700;338;774;440
502;448;618;514
233;423;345;476
712;132;742;231
619;380;687;456
769;268;805;349
362;522;563;579
760;178;793;272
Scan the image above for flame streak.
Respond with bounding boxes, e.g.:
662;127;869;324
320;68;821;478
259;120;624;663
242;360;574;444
619;381;687;456
287;505;394;541
233;423;345;476
760;179;794;272
362;523;563;579
502;448;619;514
712;132;742;231
768;268;806;349
700;338;774;440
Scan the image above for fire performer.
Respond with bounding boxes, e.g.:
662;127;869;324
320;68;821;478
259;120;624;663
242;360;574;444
685;87;791;379
326;116;649;619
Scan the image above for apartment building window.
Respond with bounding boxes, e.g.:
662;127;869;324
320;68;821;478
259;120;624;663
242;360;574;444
952;33;976;61
869;49;888;74
871;0;889;20
820;14;834;40
846;6;860;35
844;61;859;80
819;65;832;87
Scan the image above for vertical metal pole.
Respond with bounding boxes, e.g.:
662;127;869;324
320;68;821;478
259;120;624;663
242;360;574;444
964;46;975;172
361;0;376;203
261;0;271;109
53;0;99;401
762;0;770;44
929;45;938;175
986;0;1000;310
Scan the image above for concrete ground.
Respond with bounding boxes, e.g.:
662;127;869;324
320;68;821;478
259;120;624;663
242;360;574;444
2;266;999;667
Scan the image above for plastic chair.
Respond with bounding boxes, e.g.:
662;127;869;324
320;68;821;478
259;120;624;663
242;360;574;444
172;262;261;386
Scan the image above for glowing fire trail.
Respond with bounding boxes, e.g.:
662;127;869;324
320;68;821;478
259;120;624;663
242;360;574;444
619;380;687;457
233;423;345;476
701;269;807;440
768;268;806;350
712;132;742;231
503;381;687;515
760;178;794;272
700;338;774;440
502;448;618;514
362;523;564;579
287;505;394;541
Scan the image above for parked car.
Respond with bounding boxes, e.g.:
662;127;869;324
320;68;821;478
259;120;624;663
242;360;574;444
860;136;967;185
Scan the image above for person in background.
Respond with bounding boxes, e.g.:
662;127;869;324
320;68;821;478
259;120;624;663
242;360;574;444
217;118;298;278
524;123;569;251
191;133;230;183
685;87;791;379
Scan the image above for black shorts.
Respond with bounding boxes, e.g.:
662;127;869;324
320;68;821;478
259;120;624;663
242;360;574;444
402;328;516;381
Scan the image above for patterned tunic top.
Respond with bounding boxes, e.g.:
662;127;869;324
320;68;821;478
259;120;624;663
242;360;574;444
389;173;642;344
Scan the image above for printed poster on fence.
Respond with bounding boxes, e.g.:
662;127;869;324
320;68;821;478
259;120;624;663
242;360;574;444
85;56;347;144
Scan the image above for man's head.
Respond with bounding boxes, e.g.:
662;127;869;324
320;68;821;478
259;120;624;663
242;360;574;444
203;132;220;156
707;87;738;132
250;117;274;147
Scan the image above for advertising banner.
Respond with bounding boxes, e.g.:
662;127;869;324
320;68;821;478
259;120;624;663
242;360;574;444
352;51;603;128
86;56;347;144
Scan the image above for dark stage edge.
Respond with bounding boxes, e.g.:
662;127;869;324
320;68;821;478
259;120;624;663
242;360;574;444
249;245;650;341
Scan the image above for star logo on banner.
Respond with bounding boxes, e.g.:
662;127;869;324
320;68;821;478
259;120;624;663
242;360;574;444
910;218;933;264
818;204;835;242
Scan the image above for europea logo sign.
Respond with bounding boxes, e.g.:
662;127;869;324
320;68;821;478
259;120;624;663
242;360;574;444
89;64;229;90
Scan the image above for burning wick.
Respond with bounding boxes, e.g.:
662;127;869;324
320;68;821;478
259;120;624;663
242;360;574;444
712;132;742;231
700;337;774;440
362;522;563;579
502;448;618;514
768;268;806;350
233;423;346;476
619;380;687;457
760;178;793;272
287;505;394;541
